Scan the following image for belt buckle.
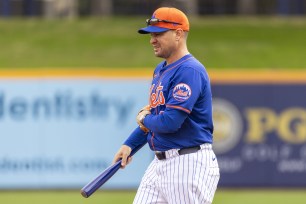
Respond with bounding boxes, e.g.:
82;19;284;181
155;151;166;160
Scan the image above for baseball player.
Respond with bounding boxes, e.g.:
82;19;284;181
113;7;220;204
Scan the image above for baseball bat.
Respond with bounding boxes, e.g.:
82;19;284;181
80;143;145;198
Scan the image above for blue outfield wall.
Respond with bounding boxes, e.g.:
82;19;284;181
0;71;306;189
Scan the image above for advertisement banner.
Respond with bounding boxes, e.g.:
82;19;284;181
212;83;306;187
0;78;153;189
1;70;306;188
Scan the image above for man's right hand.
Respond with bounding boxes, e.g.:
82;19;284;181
112;145;132;169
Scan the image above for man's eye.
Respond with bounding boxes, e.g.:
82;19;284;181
151;33;159;37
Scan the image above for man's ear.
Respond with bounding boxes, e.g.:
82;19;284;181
175;29;184;41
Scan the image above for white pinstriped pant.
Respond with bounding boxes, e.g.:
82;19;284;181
133;144;220;204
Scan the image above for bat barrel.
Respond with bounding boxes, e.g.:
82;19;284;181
80;143;146;198
80;160;122;198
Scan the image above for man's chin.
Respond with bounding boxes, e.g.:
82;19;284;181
154;52;163;58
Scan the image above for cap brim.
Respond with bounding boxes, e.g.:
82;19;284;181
138;26;170;34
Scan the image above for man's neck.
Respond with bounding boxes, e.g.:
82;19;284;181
165;48;189;66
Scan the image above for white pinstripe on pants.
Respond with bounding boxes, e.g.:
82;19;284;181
133;144;220;204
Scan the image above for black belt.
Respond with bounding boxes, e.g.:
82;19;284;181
155;146;201;160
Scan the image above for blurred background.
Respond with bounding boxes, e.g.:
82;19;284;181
0;0;306;204
1;0;306;17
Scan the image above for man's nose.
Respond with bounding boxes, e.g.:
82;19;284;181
150;36;157;44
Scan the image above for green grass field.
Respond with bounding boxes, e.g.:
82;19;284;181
1;17;306;69
1;189;306;204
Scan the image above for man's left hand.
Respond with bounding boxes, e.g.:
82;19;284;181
136;105;151;133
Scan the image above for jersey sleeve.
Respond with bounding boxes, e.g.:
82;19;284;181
123;126;148;149
166;67;204;113
143;108;188;133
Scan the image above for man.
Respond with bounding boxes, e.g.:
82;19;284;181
113;7;220;204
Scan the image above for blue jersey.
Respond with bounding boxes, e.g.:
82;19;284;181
124;54;214;151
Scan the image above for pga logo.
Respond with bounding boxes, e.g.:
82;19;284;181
212;98;243;154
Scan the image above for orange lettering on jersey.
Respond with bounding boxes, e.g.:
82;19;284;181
150;83;165;108
176;90;189;97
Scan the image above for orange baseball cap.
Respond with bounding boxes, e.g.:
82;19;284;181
138;7;189;34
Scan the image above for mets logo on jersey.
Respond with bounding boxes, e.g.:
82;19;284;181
150;83;165;108
173;83;192;101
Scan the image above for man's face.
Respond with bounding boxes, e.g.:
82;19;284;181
150;30;176;59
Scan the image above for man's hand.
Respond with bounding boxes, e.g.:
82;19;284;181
112;145;132;169
136;105;151;133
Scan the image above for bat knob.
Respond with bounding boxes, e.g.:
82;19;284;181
80;190;89;198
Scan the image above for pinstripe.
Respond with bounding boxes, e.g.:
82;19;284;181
190;154;194;203
204;148;212;203
198;149;209;202
164;159;171;203
134;160;157;204
133;185;142;203
186;154;192;204
207;170;219;202
135;183;145;203
193;148;203;199
144;186;152;204
200;169;212;203
177;156;182;204
207;172;217;201
172;155;179;203
135;177;148;203
186;154;191;203
181;155;187;204
157;160;164;202
145;185;152;203
150;186;159;204
133;145;219;204
210;157;220;203
204;170;215;204
155;192;160;204
186;154;191;204
167;159;176;203
207;158;220;203
192;152;198;203
157;160;165;203
141;160;156;185
199;149;220;204
202;148;213;202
